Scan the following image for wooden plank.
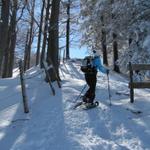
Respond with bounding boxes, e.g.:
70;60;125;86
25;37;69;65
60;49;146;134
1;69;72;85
129;82;150;89
131;64;150;71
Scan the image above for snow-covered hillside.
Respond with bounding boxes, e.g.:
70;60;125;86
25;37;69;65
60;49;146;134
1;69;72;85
0;61;150;150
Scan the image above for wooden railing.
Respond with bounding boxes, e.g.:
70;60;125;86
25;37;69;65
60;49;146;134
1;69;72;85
128;62;150;103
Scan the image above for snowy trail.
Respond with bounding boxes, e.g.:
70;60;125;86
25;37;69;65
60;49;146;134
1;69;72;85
0;61;150;150
61;61;150;150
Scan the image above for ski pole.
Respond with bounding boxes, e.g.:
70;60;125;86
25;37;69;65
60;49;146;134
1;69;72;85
107;73;112;106
74;84;87;103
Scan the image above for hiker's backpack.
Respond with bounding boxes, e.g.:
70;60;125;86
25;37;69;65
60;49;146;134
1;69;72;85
80;56;96;73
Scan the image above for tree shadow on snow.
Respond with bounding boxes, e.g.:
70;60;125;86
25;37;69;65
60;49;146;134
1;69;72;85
60;61;84;80
0;72;72;150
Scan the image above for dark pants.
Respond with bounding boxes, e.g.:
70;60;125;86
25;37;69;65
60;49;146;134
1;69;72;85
83;73;97;103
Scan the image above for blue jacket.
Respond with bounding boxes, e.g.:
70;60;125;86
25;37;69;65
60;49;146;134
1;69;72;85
92;56;107;74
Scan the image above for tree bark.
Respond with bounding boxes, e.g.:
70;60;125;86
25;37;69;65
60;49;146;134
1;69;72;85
7;0;18;77
66;0;70;60
111;0;120;73
101;15;108;65
2;28;11;78
46;0;61;81
36;0;45;66
2;0;17;78
26;0;35;70
0;0;10;76
113;33;120;72
24;30;30;71
40;0;51;68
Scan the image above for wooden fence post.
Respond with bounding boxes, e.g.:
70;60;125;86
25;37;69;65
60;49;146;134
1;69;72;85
48;58;61;88
19;60;29;113
129;63;150;103
42;61;55;95
129;62;134;103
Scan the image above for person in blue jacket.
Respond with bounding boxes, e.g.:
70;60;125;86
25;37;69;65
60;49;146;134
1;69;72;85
82;50;109;104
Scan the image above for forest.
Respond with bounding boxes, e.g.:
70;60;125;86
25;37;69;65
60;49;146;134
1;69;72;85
0;1;150;149
0;0;150;79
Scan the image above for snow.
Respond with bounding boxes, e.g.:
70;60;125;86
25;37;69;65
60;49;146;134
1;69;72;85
0;61;150;150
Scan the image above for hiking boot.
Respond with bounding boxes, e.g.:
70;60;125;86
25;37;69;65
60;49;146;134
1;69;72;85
82;96;88;103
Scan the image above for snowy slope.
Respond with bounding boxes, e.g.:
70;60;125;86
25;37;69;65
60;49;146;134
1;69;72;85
0;61;150;150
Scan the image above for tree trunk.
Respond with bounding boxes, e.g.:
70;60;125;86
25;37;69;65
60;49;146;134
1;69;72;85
101;15;108;65
66;0;70;60
2;27;11;78
113;33;120;73
2;0;17;78
111;0;120;73
40;0;51;68
7;31;16;77
26;0;35;70
36;0;45;66
24;30;30;71
8;0;18;77
102;29;108;65
0;0;10;76
46;0;61;81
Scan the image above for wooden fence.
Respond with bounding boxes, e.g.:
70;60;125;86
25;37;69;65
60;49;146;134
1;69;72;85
128;62;150;103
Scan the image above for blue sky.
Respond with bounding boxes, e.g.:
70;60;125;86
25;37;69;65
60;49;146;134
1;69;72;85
70;46;88;58
59;46;88;59
33;0;86;59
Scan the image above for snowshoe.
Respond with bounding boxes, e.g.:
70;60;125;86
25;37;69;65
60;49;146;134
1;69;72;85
73;101;84;109
83;101;99;110
73;101;99;110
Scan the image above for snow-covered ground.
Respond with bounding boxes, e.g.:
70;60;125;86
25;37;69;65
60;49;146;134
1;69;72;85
0;61;150;150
